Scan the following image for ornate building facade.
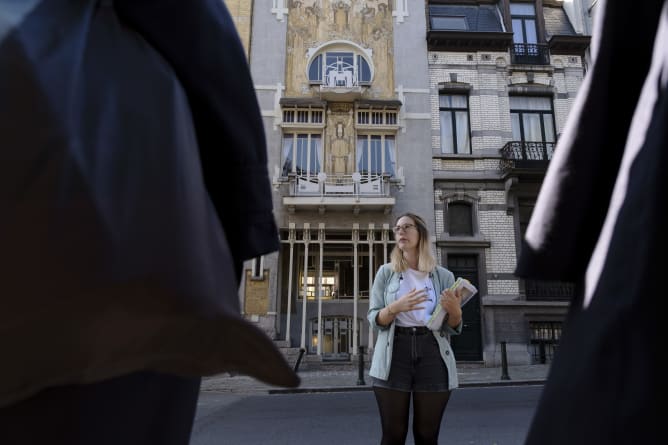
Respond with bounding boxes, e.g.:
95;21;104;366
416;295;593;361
230;0;593;368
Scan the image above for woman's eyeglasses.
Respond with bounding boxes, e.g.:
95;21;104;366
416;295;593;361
393;223;416;234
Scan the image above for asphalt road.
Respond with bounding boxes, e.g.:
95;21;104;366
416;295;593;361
191;384;543;445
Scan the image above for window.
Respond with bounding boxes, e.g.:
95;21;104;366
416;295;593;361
281;133;321;177
283;109;323;124
447;202;473;236
251;256;264;280
308;50;372;87
442;193;479;237
357;110;397;126
439;94;471;154
430;15;468;31
510;3;537;46
510;96;556;147
356;135;396;177
292;244;388;302
309;54;323;83
509;3;549;64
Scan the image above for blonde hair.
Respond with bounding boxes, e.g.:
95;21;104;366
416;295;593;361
390;212;436;273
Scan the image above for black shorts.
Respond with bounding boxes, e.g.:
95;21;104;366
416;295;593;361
372;326;450;392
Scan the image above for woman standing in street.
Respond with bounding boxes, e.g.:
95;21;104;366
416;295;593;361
368;213;463;445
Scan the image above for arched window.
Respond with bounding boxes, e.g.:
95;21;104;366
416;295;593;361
307;42;373;87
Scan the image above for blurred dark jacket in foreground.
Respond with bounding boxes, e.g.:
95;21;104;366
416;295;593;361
0;0;298;408
516;0;666;443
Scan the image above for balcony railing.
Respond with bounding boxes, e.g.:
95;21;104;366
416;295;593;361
290;173;391;198
499;140;555;174
510;43;550;65
529;321;562;364
525;279;574;301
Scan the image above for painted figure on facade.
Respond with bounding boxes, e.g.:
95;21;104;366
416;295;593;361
331;122;350;174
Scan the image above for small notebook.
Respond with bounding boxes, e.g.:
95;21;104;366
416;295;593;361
426;277;478;330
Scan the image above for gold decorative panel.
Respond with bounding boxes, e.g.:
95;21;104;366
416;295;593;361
224;0;253;59
244;270;270;315
326;108;355;175
286;0;395;98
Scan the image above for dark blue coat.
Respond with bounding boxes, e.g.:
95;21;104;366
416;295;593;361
516;0;665;442
0;0;297;407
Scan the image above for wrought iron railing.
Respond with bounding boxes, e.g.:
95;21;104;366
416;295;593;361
510;43;550;65
529;321;562;364
525;279;574;301
499;140;555;173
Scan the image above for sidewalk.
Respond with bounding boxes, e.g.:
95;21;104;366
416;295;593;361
200;364;550;395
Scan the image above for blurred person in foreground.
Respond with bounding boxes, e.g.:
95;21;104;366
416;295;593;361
515;0;666;443
0;0;298;443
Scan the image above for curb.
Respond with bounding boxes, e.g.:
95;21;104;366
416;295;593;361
267;379;546;395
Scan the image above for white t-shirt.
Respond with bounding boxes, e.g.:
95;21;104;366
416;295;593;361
394;268;438;327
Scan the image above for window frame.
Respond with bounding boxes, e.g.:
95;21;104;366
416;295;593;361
439;93;472;155
509;96;556;144
355;133;397;178
306;42;374;87
447;201;474;236
441;193;480;239
430;15;468;31
282;108;324;124
510;2;538;45
281;132;323;178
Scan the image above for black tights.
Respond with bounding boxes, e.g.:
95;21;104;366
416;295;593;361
373;386;451;445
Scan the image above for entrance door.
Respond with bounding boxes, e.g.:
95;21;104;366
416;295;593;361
447;254;483;361
313;316;361;359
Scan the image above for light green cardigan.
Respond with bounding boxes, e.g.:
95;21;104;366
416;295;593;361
367;263;462;389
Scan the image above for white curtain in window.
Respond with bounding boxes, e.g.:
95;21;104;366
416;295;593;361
440;94;470;154
455;111;470;154
543;115;556;142
510;96;551;111
281;135;294;175
511;113;522;140
369;136;381;174
356;135;396;176
356;137;366;174
439;94;467;108
522;113;543;142
384;136;396;176
440;111;454;154
311;136;321;173
295;134;321;177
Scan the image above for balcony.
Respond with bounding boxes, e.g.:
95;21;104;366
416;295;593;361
277;171;401;214
510;43;550;65
499;141;554;177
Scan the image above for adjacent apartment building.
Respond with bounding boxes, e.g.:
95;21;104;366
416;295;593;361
226;0;593;368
